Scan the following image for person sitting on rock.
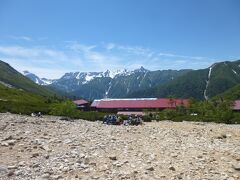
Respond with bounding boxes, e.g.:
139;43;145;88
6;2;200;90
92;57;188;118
107;115;114;125
136;115;143;125
123;119;129;126
112;115;117;125
116;116;122;125
126;115;131;125
103;115;108;124
37;112;42;118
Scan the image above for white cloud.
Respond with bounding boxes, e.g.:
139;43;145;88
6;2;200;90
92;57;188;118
67;42;123;71
1;56;84;79
0;45;80;65
0;41;219;79
67;42;96;53
0;45;84;78
115;45;153;57
8;35;32;41
105;43;115;50
102;43;213;64
157;52;209;61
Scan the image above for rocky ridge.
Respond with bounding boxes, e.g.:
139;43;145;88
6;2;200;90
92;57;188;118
0;113;240;179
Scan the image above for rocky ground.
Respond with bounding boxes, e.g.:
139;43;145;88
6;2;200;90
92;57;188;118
0;113;240;180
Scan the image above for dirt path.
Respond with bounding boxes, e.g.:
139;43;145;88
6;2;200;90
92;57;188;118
0;113;240;179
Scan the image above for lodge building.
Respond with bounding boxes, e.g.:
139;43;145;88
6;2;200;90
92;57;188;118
90;98;189;113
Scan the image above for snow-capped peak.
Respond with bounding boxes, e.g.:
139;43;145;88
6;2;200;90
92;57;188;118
106;66;149;78
104;69;132;78
22;70;55;85
85;72;102;81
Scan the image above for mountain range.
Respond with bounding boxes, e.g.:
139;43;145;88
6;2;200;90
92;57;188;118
23;67;191;99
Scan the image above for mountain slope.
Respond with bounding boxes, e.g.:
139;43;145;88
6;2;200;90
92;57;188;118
213;84;240;101
207;61;240;98
128;69;209;100
128;60;240;100
0;60;54;96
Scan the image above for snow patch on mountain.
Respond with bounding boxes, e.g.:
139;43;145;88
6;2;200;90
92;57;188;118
204;64;215;100
41;78;55;85
127;87;130;94
85;73;96;81
208;66;213;79
76;72;81;79
232;69;238;75
104;69;134;78
105;81;112;98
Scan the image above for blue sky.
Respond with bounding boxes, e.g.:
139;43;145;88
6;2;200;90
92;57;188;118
0;0;240;78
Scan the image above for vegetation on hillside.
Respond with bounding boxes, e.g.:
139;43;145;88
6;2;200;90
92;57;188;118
0;60;54;96
0;85;107;121
0;84;60;114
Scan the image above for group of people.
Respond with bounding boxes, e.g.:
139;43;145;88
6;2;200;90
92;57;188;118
103;115;121;125
31;112;42;117
103;114;143;126
123;115;143;126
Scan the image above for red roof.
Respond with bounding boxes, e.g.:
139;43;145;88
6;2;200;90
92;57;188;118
91;98;189;109
233;100;240;110
91;100;100;107
73;99;89;106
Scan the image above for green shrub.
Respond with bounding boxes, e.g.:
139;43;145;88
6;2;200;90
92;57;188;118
142;115;152;122
230;113;240;124
49;101;79;118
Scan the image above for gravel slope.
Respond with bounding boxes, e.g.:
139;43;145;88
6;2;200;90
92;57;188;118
0;113;240;180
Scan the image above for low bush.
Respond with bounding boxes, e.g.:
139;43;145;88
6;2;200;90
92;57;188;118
142;115;152;122
49;101;79;118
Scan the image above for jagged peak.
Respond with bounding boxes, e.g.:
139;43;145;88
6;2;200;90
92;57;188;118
133;66;149;73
